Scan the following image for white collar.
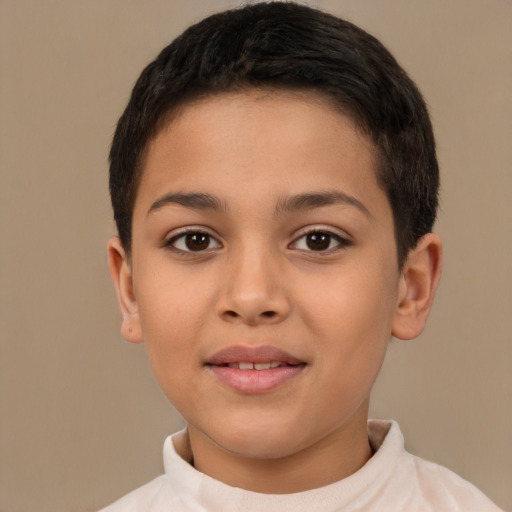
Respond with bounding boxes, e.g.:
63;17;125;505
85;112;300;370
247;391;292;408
162;420;403;512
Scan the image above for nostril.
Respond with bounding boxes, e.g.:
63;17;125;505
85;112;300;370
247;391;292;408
219;308;282;323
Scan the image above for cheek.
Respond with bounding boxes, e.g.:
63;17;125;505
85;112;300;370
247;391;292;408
302;266;397;335
300;266;397;376
135;272;211;382
136;260;212;333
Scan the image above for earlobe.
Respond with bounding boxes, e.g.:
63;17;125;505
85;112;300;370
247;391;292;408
392;233;442;340
107;237;143;343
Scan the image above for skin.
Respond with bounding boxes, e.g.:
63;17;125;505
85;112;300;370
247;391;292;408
108;90;442;494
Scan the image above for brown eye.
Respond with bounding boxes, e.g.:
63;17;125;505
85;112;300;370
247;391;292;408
305;232;331;251
292;230;348;252
185;233;210;251
168;231;221;252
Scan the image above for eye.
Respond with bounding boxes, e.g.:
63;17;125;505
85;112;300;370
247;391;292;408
166;231;221;252
291;230;348;252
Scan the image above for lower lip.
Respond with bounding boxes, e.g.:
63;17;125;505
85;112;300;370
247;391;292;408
208;365;305;393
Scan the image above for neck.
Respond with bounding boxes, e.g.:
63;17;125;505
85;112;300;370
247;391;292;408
185;414;373;494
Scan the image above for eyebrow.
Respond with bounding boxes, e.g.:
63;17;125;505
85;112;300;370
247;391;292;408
275;191;372;219
147;192;228;216
147;189;372;220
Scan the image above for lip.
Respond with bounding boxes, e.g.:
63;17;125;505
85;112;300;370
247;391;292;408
207;345;303;366
206;345;306;394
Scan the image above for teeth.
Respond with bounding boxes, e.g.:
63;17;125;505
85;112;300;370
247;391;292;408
226;361;283;370
254;362;271;370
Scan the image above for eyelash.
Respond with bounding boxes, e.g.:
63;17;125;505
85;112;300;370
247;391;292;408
164;227;351;255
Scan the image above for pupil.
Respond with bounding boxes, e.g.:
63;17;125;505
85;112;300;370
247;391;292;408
185;233;209;251
306;233;330;251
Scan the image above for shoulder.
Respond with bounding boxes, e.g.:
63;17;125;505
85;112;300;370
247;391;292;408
97;475;171;512
368;420;503;511
406;450;503;511
97;431;196;512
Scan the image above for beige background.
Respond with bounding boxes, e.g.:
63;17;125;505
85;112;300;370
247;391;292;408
1;1;511;511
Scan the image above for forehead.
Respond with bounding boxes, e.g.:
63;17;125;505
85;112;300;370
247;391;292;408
138;89;380;201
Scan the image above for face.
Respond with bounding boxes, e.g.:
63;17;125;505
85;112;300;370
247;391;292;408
111;90;417;487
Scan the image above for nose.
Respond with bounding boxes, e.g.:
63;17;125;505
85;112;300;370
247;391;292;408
216;247;291;326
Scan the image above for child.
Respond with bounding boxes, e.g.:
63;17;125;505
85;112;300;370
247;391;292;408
102;2;502;510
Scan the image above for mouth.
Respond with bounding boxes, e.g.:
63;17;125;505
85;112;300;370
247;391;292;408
206;345;307;393
217;361;301;370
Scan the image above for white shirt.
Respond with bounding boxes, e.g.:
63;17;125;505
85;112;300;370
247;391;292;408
99;420;502;511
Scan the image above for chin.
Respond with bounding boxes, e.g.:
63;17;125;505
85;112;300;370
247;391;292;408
207;419;309;460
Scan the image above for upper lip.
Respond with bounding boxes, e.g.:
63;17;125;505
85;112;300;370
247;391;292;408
206;345;304;366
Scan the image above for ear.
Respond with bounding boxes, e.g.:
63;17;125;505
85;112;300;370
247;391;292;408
107;237;143;343
392;233;442;340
